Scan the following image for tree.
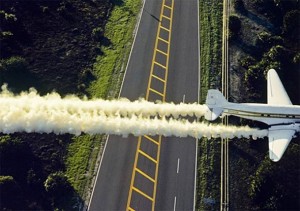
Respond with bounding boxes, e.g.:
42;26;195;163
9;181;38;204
0;136;33;180
0;175;24;209
233;0;246;14
229;15;241;40
0;56;38;92
44;172;73;209
0;56;28;86
283;10;300;43
44;172;72;196
249;142;300;210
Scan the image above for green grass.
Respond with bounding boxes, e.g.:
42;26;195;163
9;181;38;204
197;1;223;210
65;135;101;196
199;1;223;103
88;0;142;98
64;0;142;204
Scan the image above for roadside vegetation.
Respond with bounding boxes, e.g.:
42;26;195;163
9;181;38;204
87;0;141;99
0;0;141;210
197;0;300;210
198;1;223;103
229;0;300;210
197;1;223;210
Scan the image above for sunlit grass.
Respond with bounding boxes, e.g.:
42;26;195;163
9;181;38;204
197;1;223;210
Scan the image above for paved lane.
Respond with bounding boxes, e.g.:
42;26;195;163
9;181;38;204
155;0;199;210
88;0;199;210
88;1;162;210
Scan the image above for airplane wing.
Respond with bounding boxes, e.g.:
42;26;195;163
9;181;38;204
267;69;292;105
268;129;295;162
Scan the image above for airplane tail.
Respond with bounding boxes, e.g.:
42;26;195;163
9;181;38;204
205;89;229;121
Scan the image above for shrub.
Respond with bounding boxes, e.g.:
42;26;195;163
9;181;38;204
283;10;300;42
92;27;104;41
240;56;257;69
229;15;241;40
44;172;72;195
233;0;246;13
0;56;27;74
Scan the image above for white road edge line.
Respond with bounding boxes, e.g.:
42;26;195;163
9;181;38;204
119;0;146;99
173;196;177;211
194;0;200;211
87;1;146;210
177;158;180;174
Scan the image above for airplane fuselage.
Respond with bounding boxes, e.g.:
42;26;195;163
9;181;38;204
222;103;300;126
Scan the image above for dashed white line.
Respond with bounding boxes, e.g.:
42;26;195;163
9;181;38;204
177;158;180;174
173;196;177;211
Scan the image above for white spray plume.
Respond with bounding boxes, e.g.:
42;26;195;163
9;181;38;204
0;85;207;119
0;85;268;139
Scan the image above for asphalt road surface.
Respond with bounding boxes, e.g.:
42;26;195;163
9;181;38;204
88;0;199;210
155;0;199;210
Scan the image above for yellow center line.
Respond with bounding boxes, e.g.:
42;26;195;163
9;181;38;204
164;4;172;10
162;0;174;100
152;74;166;83
160;25;170;32
149;88;164;97
152;136;163;210
158;37;169;44
139;150;158;163
126;136;142;209
144;135;159;145
154;61;167;69
126;0;174;210
136;168;155;183
156;48;168;56
128;207;135;211
162;15;171;20
132;187;154;201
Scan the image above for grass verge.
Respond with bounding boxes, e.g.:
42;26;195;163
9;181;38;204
88;0;142;98
64;0;142;207
199;1;223;103
197;0;223;210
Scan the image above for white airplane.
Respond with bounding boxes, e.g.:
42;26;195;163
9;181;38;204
205;69;300;162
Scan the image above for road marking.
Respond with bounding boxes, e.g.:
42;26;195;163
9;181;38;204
128;207;135;211
154;61;167;69
194;0;200;209
158;37;169;44
177;158;180;174
164;4;172;10
144;135;159;145
132;187;154;201
152;74;166;83
139;150;157;163
173;196;177;211
156;48;168;56
119;0;146;99
127;0;174;210
87;0;146;210
160;25;170;32
149;88;164;97
136;168;155;183
162;14;171;20
182;94;185;103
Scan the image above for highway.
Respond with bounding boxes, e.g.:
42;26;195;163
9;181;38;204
155;0;199;210
88;0;199;210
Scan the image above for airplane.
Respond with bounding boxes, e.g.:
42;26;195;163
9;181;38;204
205;69;300;162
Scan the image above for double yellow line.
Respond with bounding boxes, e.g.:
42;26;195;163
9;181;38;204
126;0;174;210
